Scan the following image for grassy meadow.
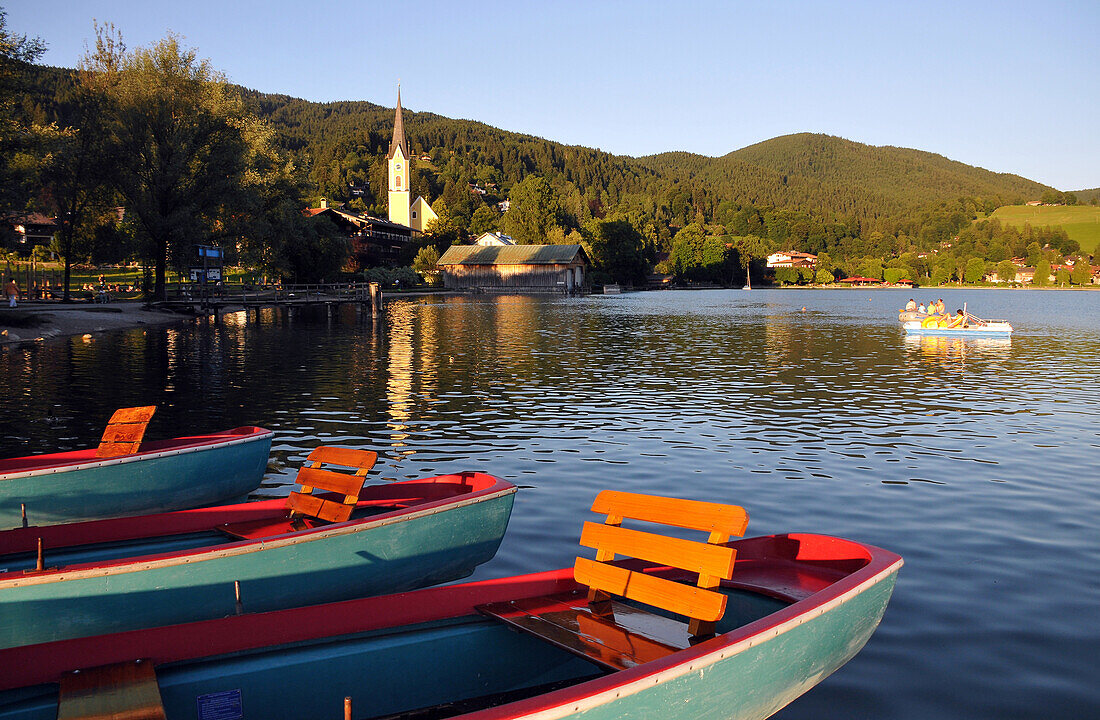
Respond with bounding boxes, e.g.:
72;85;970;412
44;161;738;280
986;205;1100;254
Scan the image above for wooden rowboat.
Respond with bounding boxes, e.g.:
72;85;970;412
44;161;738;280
0;407;273;529
0;491;900;720
0;446;516;649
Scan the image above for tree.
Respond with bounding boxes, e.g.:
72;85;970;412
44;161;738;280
503;175;564;244
46;23;121;301
964;257;986;283
775;267;800;285
583;218;648;286
815;269;835;284
91;33;258;298
1070;261;1091;285
732;235;768;288
412;245;439;274
468;205;499;236
0;9;49;213
1055;267;1072;286
1032;259;1051;287
1026;241;1043;267
995;259;1018;284
858;258;884;280
668;223;706;280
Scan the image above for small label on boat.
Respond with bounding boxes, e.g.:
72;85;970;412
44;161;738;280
197;689;243;720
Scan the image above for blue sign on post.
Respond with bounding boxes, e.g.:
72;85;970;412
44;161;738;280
198;246;223;259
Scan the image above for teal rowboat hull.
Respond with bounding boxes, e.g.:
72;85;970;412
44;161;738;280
0;426;273;529
0;472;516;649
0;532;900;720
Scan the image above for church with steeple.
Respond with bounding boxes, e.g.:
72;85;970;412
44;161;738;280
388;87;437;233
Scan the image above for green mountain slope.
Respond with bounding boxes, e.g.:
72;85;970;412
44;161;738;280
643;133;1050;217
18;63;1067;252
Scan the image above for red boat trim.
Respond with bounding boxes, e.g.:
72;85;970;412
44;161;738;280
0;428;274;482
0;476;516;588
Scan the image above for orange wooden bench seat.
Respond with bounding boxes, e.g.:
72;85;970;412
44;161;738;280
95;406;156;458
57;659;166;720
220;446;377;540
479;490;748;672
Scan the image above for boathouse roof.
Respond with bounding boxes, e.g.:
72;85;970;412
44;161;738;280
437;244;588;266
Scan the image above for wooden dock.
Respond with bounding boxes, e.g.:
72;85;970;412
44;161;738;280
150;282;384;318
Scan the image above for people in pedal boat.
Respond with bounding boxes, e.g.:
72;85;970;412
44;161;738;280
905;298;917;312
943;309;966;328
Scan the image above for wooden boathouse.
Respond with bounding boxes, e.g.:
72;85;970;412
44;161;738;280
436;244;589;293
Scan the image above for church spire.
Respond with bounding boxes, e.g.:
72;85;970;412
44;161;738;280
388;85;408;160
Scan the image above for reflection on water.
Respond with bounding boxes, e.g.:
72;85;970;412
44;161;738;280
1;288;1098;719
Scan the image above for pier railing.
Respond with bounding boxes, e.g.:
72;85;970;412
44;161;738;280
167;281;374;305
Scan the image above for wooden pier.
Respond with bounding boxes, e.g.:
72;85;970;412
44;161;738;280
150;281;384;319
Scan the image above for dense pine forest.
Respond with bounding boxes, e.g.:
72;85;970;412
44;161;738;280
7;35;1097;290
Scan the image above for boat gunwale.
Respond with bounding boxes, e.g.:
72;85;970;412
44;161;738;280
0;474;517;588
0;533;901;703
0;427;274;482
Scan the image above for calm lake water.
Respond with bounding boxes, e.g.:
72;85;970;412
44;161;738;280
2;288;1098;719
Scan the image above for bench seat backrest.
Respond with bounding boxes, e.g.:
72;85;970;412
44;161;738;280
95;406;156;458
575;490;749;637
285;446;378;523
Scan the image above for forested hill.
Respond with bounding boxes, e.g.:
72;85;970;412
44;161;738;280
640;133;1050;217
22;62;1061;258
730;133;1048;207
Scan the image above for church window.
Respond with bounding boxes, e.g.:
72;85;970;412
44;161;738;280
396;163;402;172
396;177;402;188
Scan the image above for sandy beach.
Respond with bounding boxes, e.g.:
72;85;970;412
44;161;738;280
0;302;193;346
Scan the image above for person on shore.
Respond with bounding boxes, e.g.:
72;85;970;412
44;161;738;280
905;298;917;311
4;278;18;308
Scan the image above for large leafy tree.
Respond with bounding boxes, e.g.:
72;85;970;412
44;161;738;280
732;235;769;288
503;175;564;244
995;259;1018;283
44;24;121;300
583;218;648;286
89;33;255;298
0;9;50;216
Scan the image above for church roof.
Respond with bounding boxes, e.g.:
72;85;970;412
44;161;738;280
437;244;588;266
387;86;408;160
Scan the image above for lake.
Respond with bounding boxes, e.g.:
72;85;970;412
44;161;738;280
1;287;1097;718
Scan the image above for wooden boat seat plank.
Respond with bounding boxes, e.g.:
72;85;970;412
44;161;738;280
57;659;166;720
479;592;687;671
95;406;157;458
479;491;749;670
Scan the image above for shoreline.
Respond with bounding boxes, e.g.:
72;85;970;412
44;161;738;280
0;302;193;347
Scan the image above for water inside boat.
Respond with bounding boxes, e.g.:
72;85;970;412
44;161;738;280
0;586;791;720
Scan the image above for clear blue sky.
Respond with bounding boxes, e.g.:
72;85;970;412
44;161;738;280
7;0;1099;190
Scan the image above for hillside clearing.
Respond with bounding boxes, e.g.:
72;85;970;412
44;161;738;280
986;205;1100;254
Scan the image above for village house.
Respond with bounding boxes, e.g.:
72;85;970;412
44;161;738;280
473;232;514;246
304;199;412;269
4;212;56;254
436;244;588;293
766;250;817;269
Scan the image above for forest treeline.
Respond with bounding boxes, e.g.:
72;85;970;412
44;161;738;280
5;15;1096;294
